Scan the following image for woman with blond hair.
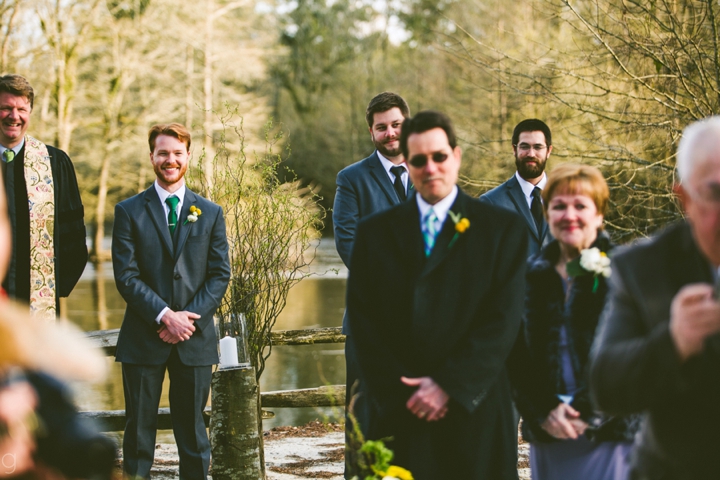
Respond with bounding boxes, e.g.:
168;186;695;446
513;164;639;480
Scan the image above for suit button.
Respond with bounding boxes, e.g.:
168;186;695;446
174;273;181;280
174;305;181;310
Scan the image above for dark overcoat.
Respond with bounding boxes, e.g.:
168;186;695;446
347;189;527;479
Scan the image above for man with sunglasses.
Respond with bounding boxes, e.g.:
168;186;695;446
481;119;553;258
347;111;527;478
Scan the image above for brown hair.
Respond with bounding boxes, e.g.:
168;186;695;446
0;75;34;109
365;92;410;128
542;163;609;216
148;123;191;152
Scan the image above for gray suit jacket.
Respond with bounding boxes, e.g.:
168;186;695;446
480;175;551;258
333;151;411;269
112;186;230;366
590;221;720;479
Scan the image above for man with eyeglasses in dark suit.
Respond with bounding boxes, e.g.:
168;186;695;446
480;119;554;258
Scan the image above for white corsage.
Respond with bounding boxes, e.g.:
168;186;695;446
579;247;612;278
567;247;611;293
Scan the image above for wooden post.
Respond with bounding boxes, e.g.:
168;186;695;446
210;366;263;479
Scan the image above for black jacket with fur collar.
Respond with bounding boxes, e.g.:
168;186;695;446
513;233;641;443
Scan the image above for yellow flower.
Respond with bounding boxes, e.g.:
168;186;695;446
455;217;470;233
383;465;414;480
196;208;202;215
190;205;198;213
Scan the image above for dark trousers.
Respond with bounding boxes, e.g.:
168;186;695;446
122;347;212;480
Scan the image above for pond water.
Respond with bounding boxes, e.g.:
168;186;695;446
65;239;348;437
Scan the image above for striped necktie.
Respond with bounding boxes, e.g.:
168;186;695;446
422;208;438;257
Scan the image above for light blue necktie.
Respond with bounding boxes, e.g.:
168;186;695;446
422;208;438;257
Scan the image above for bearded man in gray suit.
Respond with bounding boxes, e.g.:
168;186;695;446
481;119;553;258
333;92;411;477
112;123;230;480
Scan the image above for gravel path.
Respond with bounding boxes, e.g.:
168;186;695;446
134;421;531;479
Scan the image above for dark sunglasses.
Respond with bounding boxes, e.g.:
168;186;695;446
408;152;449;168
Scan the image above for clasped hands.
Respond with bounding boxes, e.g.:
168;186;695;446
401;376;449;422
541;403;588;440
158;310;200;344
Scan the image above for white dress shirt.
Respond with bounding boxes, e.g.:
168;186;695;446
0;138;24;160
153;180;186;323
377;151;409;191
416;185;459;232
515;171;547;209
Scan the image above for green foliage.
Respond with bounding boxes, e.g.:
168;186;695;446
189;105;325;380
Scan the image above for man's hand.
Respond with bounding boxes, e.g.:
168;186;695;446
670;283;720;362
541;403;587;440
401;376;449;422
158;310;199;343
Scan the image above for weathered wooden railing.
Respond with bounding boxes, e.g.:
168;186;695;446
81;327;346;432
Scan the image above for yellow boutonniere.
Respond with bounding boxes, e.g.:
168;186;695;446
381;465;414;480
184;205;202;224
447;210;470;248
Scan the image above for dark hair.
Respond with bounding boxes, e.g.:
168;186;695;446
512;119;551;146
365;92;410;128
0;74;34;109
400;110;457;158
148;123;191;152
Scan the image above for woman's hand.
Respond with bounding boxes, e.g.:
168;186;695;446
540;403;588;440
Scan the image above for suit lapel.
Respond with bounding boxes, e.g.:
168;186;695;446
144;188;174;257
368;152;403;205
174;189;198;262
390;194;425;267
505;176;541;242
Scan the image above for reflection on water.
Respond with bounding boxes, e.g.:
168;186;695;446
65;239;348;434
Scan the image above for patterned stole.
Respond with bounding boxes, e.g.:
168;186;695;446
24;135;56;321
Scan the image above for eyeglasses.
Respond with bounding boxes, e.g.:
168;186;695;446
515;143;548;153
408;152;449;168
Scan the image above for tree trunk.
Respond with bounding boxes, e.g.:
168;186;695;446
210;366;264;479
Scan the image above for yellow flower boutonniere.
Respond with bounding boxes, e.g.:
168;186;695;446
184;205;202;225
447;210;470;248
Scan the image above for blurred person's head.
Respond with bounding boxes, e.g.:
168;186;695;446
543;163;608;254
401;110;461;205
675;116;720;266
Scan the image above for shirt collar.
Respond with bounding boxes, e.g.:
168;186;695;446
416;185;459;225
0;138;25;160
376;150;407;175
515;171;547;199
154;180;186;206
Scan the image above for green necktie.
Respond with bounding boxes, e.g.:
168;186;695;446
2;150;15;163
166;195;180;235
